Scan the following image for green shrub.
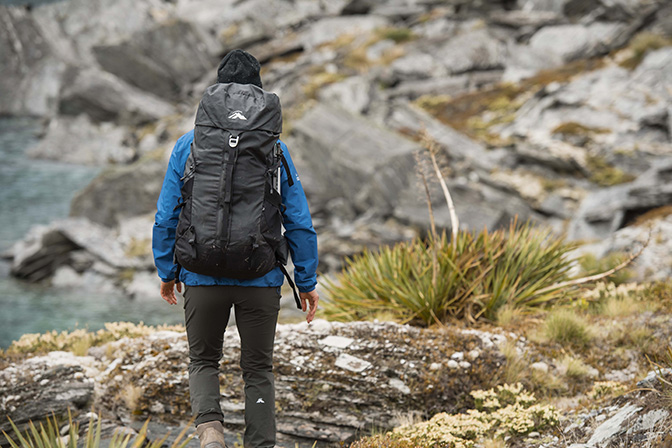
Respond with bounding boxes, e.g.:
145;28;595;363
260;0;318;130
323;221;578;325
543;309;592;348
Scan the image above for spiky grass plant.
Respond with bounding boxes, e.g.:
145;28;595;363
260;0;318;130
3;412;193;448
323;221;578;325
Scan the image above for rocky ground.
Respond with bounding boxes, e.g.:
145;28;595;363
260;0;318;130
2;0;672;294
3;295;672;447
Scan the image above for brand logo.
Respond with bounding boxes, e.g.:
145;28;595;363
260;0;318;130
256;398;265;404
228;110;247;120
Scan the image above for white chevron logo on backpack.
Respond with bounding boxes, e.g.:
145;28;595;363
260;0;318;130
228;110;247;120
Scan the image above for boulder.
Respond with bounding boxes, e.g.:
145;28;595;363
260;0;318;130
578;215;672;281
8;218;138;281
58;69;175;125
317;76;373;115
435;28;507;75
569;159;672;241
394;176;540;232
0;354;96;434
27;115;135;165
289;103;422;216
529;22;629;64
93;20;213;101
0;7;65;116
387;103;501;173
70;155;166;227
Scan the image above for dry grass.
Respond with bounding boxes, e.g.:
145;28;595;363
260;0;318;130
121;384;145;413
543;309;592;348
585;154;636;187
619;32;672;70
559;355;592;380
415;58;606;144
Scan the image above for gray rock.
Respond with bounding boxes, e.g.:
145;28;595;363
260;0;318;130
9;218;138;281
0;7;65;116
502;42;561;83
488;10;564;29
390;52;443;80
93;20;212;101
386;103;500;172
529;22;628;64
569;160;672;241
586;404;641;447
318;76;373;115
436;29;507;75
394;178;539;232
58;69;175;125
0;362;94;434
290;103;421;215
27;115;135;165
386;76;470;100
301;16;389;50
518;0;567;14
70;154;166;227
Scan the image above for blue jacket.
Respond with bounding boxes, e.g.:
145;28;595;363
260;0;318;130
152;130;318;292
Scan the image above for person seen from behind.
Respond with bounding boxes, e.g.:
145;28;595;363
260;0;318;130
152;49;319;448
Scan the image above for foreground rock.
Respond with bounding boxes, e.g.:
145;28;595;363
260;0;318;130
1;321;509;446
3;315;672;447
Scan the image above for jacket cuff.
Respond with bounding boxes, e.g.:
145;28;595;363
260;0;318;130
298;283;317;293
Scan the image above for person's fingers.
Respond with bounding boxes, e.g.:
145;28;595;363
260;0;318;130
176;282;182;293
300;295;307;312
306;297;318;323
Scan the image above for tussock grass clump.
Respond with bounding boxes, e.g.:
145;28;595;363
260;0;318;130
543;309;592;348
559;355;593;380
323;221;577;326
351;384;559;448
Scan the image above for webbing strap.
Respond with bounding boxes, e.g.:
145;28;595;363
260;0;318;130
224;146;239;204
279;264;302;309
281;155;294;187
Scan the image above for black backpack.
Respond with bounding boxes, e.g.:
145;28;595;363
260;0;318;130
174;83;300;307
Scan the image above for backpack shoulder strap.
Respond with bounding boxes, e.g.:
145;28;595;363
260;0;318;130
276;142;294;187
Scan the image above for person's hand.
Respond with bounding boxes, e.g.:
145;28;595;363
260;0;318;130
300;289;319;323
160;279;182;305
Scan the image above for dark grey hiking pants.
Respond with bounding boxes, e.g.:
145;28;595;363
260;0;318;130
184;285;280;448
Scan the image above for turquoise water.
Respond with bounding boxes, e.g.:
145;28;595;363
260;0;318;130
0;118;183;348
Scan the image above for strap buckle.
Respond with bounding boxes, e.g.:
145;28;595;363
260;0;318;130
229;135;239;148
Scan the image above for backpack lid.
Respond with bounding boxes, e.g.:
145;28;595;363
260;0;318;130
195;83;282;133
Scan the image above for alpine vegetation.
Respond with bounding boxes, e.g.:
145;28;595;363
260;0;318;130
323;221;578;325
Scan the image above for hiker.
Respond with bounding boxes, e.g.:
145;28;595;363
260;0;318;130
152;49;319;448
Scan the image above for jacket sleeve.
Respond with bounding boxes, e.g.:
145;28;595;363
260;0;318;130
280;141;319;293
152;133;191;282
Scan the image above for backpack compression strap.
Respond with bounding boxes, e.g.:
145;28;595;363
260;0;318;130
278;264;302;309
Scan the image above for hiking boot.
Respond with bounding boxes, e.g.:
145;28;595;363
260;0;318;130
196;421;227;448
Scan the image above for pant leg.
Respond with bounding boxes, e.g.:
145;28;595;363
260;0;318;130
184;285;234;426
232;286;281;448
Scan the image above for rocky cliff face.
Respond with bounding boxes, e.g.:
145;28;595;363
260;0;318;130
3;0;672;288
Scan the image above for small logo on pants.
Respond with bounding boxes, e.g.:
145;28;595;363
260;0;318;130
256;398;265;404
